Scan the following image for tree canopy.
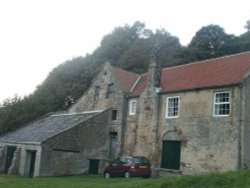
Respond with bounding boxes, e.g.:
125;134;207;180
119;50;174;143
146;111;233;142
0;21;250;134
245;19;250;32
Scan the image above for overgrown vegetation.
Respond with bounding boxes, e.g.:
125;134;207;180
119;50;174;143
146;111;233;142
0;170;250;188
161;170;250;188
1;20;250;133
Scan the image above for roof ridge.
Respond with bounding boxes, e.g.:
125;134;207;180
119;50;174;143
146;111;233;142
130;75;142;92
162;51;250;71
52;110;103;116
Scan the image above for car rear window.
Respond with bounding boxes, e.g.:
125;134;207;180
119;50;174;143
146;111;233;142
133;157;149;164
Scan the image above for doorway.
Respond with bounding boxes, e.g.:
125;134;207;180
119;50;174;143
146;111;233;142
161;140;181;170
26;150;36;177
109;132;117;159
88;159;99;174
4;146;17;174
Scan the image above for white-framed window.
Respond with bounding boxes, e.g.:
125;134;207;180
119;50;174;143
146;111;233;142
129;100;137;115
166;96;180;118
213;91;230;116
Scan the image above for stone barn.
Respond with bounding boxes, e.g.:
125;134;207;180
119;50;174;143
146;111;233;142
0;110;114;177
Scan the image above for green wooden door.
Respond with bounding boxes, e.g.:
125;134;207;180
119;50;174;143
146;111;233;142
88;159;99;174
161;140;181;170
4;146;17;173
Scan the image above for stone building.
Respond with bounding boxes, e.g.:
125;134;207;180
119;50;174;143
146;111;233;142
0;51;250;177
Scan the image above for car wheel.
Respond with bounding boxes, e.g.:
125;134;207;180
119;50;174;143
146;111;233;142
124;171;130;178
104;172;111;179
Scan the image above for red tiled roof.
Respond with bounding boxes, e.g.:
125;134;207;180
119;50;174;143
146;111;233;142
161;51;250;92
113;67;140;92
129;52;250;95
130;74;148;96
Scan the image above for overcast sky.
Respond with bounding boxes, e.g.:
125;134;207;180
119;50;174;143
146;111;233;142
0;0;249;103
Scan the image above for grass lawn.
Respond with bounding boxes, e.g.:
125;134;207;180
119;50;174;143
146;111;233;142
0;174;161;188
0;170;250;188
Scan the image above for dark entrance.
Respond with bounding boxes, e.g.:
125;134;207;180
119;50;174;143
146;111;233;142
109;132;117;159
4;146;17;173
26;150;36;177
88;159;99;174
161;140;181;170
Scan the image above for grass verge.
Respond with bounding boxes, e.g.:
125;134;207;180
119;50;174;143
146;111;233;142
0;170;249;188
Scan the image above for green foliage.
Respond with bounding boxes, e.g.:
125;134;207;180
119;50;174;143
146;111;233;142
161;170;250;188
1;21;250;133
189;24;235;59
0;170;250;188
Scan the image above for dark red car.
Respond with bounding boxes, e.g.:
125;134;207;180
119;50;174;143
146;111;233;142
104;156;151;178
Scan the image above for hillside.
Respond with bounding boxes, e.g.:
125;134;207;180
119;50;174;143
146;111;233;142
0;21;250;133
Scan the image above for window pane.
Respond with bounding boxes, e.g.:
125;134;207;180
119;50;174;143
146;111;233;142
214;92;230;116
129;100;136;115
167;97;179;118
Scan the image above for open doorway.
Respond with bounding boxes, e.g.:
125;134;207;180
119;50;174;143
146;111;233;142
25;150;37;177
109;132;117;159
4;146;17;174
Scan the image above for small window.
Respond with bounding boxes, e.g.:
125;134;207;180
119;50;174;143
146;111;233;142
129;100;137;115
166;96;180;118
107;83;114;99
111;110;117;120
213;92;230;116
94;86;100;100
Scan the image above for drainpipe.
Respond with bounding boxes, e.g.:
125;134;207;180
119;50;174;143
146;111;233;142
155;89;161;168
120;94;128;156
238;83;245;169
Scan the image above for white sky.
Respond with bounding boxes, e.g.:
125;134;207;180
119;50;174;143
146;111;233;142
0;0;249;103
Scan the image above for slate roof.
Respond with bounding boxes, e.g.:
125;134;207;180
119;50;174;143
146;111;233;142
129;51;250;95
0;111;102;144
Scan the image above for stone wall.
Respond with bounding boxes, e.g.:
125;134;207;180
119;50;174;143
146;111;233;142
158;87;241;174
0;145;6;173
124;86;242;174
0;143;42;177
39;110;111;176
132;90;160;167
18;144;42;177
124;98;139;154
243;74;250;168
69;63;127;157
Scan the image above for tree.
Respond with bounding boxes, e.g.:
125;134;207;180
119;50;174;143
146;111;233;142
189;24;234;59
245;20;250;32
1;21;248;134
152;29;183;67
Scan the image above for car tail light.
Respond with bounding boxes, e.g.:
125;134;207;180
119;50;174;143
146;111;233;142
130;165;135;169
